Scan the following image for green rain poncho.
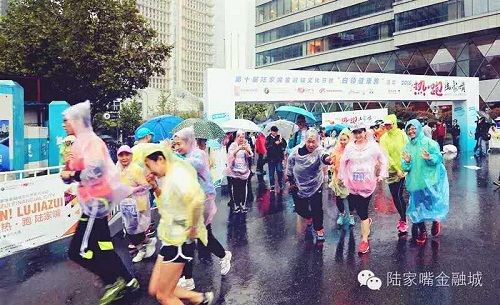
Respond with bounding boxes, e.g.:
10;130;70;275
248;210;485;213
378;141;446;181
380;114;407;184
401;119;449;223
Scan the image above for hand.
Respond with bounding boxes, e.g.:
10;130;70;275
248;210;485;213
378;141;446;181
187;226;197;241
289;183;298;193
60;171;73;180
324;156;333;165
146;173;158;188
402;151;412;163
397;170;406;179
421;149;431;160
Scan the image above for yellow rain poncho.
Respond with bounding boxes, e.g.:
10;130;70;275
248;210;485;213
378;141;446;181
142;144;208;246
380;114;408;184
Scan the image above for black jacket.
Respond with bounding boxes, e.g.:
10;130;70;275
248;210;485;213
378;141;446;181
265;134;287;162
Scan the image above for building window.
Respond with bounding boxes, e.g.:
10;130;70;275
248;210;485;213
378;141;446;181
256;0;393;45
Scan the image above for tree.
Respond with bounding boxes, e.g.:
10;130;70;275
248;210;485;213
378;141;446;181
0;0;172;114
236;103;270;122
118;99;142;139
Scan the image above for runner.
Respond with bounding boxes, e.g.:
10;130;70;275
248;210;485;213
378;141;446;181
401;119;449;244
328;128;355;228
287;128;332;241
60;101;139;305
116;145;157;263
143;143;214;305
172;127;232;291
339;124;388;254
224;130;254;213
379;114;409;235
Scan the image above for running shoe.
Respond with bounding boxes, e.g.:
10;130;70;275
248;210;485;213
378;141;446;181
316;229;325;241
493;180;500;187
132;247;147;263
146;222;156;239
220;251;232;275
99;278;126;305
241;204;248;213
125;278;140;294
127;242;135;250
397;220;408;233
200;292;215;305
145;237;157;258
358;240;370;254
177;277;195;291
431;221;440;237
348;214;355;226
270;186;275;193
416;231;428;244
411;224;419;240
336;213;345;227
306;218;313;230
233;205;241;214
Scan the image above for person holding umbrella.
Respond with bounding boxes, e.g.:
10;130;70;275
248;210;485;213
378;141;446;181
288;114;308;151
265;126;287;192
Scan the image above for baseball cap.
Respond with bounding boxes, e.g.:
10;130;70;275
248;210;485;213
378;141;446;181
351;124;367;132
136;127;154;140
383;120;394;125
117;145;132;156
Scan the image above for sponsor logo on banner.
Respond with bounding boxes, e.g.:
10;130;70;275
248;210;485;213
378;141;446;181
264;87;270;94
297;87;314;94
0;175;81;258
388;89;401;94
319;88;343;94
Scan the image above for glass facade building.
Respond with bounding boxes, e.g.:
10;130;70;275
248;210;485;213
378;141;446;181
255;0;500;107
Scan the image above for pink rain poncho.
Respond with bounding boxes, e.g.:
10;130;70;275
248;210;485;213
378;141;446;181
63;101;131;218
328;128;351;199
174;127;217;225
224;133;254;180
401;119;449;223
339;129;388;198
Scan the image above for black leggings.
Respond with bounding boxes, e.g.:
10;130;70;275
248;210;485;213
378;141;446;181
183;224;226;279
388;179;407;221
293;189;323;231
231;177;248;207
336;196;354;214
348;194;372;221
68;215;132;285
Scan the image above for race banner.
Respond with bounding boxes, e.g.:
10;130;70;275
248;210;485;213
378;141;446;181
0;175;80;258
322;109;388;127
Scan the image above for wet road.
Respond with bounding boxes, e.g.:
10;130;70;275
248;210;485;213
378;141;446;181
1;152;499;305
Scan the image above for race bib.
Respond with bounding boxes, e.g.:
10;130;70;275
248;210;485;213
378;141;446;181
352;172;367;182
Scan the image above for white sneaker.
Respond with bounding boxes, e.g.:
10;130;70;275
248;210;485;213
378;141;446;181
220;251;232;275
177;276;195;290
132;247;146;263
145;237;157;258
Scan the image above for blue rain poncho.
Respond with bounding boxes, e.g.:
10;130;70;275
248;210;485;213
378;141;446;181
401;119;449;223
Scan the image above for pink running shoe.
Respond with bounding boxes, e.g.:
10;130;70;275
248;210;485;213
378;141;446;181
397;220;408;233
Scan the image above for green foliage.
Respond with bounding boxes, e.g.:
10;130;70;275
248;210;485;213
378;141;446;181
235;103;270;122
488;107;500;120
92;112;117;135
388;106;435;123
0;0;172;114
118;99;142;139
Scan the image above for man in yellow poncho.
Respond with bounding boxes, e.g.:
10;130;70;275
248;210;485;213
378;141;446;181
380;114;408;235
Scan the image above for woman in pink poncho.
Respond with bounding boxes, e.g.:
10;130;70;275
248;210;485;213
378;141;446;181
223;130;254;213
59;101;138;305
339;124;388;255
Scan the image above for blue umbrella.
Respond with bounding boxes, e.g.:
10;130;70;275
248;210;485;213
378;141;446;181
325;124;350;135
135;115;184;142
275;106;316;124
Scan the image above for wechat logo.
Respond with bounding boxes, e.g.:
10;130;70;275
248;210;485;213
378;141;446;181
358;270;382;291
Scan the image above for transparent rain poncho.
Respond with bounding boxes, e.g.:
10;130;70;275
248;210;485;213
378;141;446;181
174;127;217;225
287;141;328;198
142;144;208;246
63;101;132;218
328;128;351;199
120;186;152;234
402;119;449;223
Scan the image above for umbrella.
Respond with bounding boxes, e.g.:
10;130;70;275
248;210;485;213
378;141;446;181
275;106;316;124
262;120;298;141
171;118;226;140
135;115;183;142
325;124;350;136
219;119;261;133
